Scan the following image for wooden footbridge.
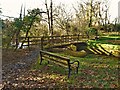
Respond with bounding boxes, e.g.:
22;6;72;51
19;34;94;50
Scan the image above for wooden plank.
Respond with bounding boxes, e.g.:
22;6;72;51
40;50;70;61
42;55;68;66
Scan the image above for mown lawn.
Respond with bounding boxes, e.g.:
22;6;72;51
88;36;120;45
32;53;119;88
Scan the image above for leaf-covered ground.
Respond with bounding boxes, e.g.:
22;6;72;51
2;48;39;89
2;48;119;89
32;53;119;89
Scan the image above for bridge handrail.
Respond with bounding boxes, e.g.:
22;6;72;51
17;34;91;49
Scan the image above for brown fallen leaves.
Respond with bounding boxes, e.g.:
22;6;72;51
2;48;119;89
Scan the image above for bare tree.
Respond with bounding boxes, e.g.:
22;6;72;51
45;0;51;35
44;0;54;36
73;0;110;32
53;3;73;35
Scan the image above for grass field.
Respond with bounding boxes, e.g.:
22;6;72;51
87;36;120;57
32;53;119;88
31;35;119;88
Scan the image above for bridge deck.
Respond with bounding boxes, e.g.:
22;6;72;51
44;40;88;49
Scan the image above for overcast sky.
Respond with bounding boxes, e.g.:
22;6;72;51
0;0;120;22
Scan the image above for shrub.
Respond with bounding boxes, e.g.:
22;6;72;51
87;27;97;35
115;24;120;32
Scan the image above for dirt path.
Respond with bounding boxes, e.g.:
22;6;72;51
2;48;68;89
2;48;39;89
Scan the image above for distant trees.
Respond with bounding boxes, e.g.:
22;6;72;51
2;8;46;49
72;0;111;36
115;24;120;32
53;4;73;35
2;0;119;49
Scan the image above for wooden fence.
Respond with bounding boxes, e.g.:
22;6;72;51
18;34;92;49
40;34;88;49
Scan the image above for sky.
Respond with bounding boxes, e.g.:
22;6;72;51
0;0;120;22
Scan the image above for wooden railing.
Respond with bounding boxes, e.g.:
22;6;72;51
40;34;89;50
19;36;42;48
18;34;92;49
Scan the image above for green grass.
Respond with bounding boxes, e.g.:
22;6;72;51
32;53;119;88
88;36;120;45
32;55;67;75
87;36;120;57
100;36;120;43
31;35;119;88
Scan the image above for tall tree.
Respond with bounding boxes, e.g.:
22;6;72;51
53;3;73;35
2;19;16;48
45;0;51;35
0;8;2;14
45;0;54;36
74;0;110;33
19;8;43;49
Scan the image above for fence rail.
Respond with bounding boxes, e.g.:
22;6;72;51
17;34;93;49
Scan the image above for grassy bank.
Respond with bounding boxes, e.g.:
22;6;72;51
32;53;119;88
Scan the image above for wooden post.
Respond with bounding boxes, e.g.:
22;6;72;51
67;60;71;78
39;51;43;65
41;37;43;50
28;37;30;50
76;61;79;74
15;38;19;49
78;34;80;41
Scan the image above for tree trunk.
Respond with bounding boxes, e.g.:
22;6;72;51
19;16;36;49
50;0;53;36
45;0;51;36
